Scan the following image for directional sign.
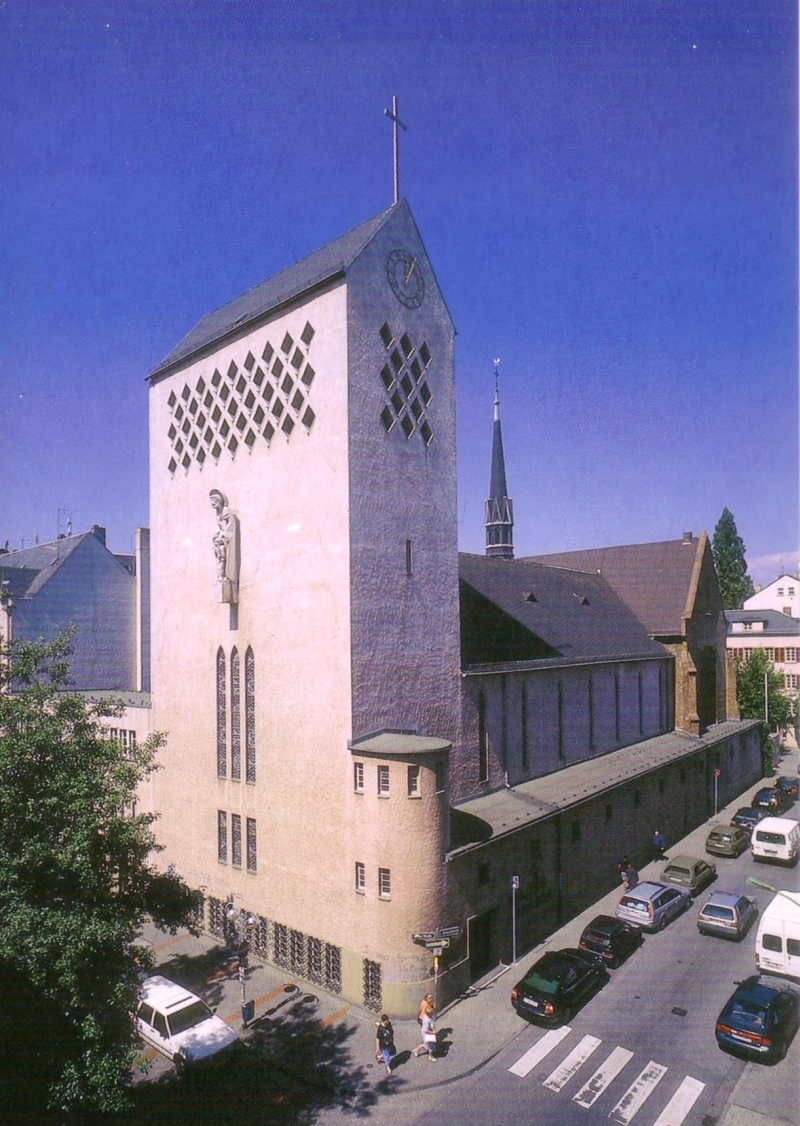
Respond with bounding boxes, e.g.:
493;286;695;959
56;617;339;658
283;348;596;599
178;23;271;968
425;937;449;950
412;931;437;945
439;925;462;938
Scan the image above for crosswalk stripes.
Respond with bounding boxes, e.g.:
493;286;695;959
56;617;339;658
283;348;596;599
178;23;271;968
508;1030;706;1126
573;1046;634;1108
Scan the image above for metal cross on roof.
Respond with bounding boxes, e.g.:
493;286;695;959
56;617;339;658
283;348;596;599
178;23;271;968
383;95;407;205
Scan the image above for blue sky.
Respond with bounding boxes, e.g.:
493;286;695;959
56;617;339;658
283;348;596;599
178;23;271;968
1;0;796;583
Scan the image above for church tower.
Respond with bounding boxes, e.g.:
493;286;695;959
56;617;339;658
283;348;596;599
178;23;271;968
147;200;462;1015
484;365;514;558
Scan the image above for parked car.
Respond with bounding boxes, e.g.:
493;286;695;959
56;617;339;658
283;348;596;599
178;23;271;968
660;855;716;896
136;975;239;1065
715;975;800;1062
705;825;750;858
511;948;607;1025
731;807;770;835
774;776;799;800
615;881;691;931
578;915;644;967
697;892;758;940
751;787;794;816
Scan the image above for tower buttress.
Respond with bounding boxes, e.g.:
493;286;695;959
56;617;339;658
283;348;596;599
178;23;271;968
485;363;514;559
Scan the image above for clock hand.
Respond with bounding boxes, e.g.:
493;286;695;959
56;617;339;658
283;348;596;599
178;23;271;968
405;257;417;284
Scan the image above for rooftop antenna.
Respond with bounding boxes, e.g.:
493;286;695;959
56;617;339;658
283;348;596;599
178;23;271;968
383;95;407;205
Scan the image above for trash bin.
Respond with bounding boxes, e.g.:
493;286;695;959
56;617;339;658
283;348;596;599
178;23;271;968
241;999;254;1025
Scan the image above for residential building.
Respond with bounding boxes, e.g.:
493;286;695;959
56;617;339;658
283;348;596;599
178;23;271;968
744;574;800;620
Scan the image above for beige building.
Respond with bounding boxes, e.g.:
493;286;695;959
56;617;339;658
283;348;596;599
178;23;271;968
147;202;760;1015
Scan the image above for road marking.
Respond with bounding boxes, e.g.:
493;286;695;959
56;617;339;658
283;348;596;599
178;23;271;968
543;1034;602;1091
572;1046;633;1108
315;1003;352;1030
508;1026;571;1077
650;1076;705;1126
608;1060;667;1124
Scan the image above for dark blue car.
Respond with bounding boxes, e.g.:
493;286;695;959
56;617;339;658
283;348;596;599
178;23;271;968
731;806;769;834
715;976;799;1062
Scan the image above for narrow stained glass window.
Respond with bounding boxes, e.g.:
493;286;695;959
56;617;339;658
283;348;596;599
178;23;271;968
217;810;227;863
231;648;241;780
246;818;257;872
216;648;227;777
231;813;242;867
245;647;256;783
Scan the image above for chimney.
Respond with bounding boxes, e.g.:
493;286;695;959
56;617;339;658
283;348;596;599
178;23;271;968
682;531;693;545
90;525;107;545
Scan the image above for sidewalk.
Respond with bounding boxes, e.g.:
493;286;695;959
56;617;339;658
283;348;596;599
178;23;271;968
139;750;799;1125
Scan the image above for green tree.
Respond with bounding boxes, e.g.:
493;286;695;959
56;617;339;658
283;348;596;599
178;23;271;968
736;648;792;775
712;507;756;609
0;635;202;1121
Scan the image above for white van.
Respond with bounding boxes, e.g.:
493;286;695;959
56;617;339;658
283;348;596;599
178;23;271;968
755;892;800;981
750;816;800;865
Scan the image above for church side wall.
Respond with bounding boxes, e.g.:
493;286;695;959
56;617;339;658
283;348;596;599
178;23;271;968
149;285;360;960
457;657;672;801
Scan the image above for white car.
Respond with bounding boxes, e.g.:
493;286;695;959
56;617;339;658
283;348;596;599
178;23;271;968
136;974;239;1065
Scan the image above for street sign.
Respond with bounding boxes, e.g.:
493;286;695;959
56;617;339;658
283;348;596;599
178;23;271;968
713;768;721;777
412;931;437;945
430;946;443;958
439;925;462;938
510;875;520;889
425;937;449;950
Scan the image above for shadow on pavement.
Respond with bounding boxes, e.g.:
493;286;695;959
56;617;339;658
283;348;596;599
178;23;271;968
126;994;378;1125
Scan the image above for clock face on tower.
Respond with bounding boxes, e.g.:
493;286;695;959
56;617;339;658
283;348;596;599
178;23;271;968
386;248;425;309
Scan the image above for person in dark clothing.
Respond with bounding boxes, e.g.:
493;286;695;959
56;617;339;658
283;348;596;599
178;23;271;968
652;829;666;861
375;1014;395;1076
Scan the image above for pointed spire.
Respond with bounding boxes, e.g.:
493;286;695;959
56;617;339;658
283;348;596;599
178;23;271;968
485;360;514;559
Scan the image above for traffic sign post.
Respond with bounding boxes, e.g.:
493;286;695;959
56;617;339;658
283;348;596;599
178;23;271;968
713;767;721;815
510;876;519;963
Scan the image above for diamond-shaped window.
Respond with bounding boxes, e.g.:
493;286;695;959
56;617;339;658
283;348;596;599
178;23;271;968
420;421;432;445
236;375;247;395
379;323;393;348
291;389;304;413
168;457;177;473
197;447;206;464
182;452;191;468
236;413;247;432
400;414;414;438
420;342;431;365
220;420;230;438
291;348;303;371
401;374;413;397
219;385;229;402
253;367;264;387
175;405;184;421
301;364;315;387
188;398;198;414
168;391;177;407
263;342;274;363
381;366;394;391
419;381;432;405
228;434;238;453
391;391;403;414
281;333;293;354
282;414;295;436
262;382;274;402
410;358;421;380
263;420;275;442
273;358;284;377
197;412;206;429
253;406;265;426
302;406;315;429
244;429;256;448
381;407;394;432
168;424;176;440
400;334;412;357
272;399;284;419
391;349;403;373
227;361;238;380
181;384;190;400
212;406;222;423
244;352;255;371
410;398;423;420
196;377;205;394
301;322;314;346
281;373;294;396
212;441;222;459
244;390;255;411
227;398;237;417
211;370;222;387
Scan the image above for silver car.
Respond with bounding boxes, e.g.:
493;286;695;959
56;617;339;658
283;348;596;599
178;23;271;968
697;891;758;940
615;880;691;931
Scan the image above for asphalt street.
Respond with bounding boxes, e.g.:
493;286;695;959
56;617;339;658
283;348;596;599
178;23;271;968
138;744;800;1126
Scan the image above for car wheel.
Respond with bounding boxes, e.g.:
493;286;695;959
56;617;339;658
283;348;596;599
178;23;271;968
658;914;668;930
173;1052;187;1072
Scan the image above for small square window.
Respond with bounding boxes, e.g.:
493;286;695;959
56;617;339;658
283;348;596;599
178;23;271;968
355;861;366;892
407;765;420;796
378;868;391;898
354;762;364;793
378;765;390;796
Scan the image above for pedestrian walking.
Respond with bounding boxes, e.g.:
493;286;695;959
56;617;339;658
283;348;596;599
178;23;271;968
374;1014;395;1077
417;992;434;1024
413;1009;437;1060
618;857;638;890
652;829;666;861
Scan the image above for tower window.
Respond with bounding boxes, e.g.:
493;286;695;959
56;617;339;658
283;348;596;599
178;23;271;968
354;761;364;793
407;765;420;796
378;868;391;898
355;862;366;893
406;539;413;575
377;765;390;796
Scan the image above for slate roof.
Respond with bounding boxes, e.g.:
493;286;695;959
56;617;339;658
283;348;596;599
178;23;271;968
726;610;800;637
349;731;452;757
448;719;760;855
458;553;667;669
151;203;399;378
0;534;91;599
522;536;704;638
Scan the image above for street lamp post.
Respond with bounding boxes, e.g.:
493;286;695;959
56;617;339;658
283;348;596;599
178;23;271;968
226;904;257;1025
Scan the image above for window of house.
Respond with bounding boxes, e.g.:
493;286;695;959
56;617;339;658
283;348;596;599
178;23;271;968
355;862;365;893
407;765;420;796
778;589;784;597
217;811;227;863
789;588;795;597
246;818;257;872
435;761;446;793
354;762;364;793
743;622;753;631
378;868;391;898
477;862;490;885
786;648;797;663
765;648;775;661
774;648;786;663
231;814;242;867
377;765;390;796
478;691;488;782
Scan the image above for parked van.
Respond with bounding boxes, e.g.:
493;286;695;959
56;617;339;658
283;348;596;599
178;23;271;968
755;892;800;981
751;816;800;865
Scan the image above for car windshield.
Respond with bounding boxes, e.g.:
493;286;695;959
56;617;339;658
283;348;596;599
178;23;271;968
666;867;691;877
167;1000;214;1036
702;906;734;920
711;833;731;842
729;1001;767;1031
584;930;608;942
620;897;648;911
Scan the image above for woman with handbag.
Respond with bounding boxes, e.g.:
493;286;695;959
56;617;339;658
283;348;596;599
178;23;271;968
413;1008;437;1060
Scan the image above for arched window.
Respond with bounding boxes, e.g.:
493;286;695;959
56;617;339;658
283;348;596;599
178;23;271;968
231;647;241;780
245;646;256;783
216;648;227;777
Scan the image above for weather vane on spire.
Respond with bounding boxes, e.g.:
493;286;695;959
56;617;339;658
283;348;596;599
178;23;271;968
383;95;407;205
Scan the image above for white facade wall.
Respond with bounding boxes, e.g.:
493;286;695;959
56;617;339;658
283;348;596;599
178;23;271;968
745;575;800;619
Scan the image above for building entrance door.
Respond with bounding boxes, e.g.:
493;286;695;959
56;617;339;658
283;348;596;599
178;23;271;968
469;909;496;981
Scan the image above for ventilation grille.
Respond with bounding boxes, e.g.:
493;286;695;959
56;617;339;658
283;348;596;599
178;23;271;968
378;322;433;445
166;321;317;474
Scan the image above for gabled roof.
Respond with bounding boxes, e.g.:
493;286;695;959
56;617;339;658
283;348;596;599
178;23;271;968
150;202;400;379
726;610;800;637
0;529;118;599
458;553;667;669
522;536;706;638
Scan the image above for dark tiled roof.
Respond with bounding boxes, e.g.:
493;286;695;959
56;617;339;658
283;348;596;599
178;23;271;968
0;534;90;598
726;610;800;637
458;553;667;668
151;203;399;378
448;720;760;855
522;537;704;637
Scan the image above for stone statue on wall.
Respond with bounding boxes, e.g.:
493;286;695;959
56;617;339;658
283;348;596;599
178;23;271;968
209;489;240;604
